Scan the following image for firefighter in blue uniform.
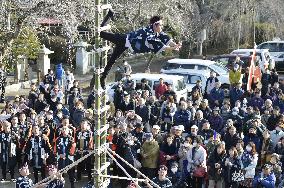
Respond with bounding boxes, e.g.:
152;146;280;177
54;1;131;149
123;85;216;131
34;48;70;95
75;119;94;181
15;163;33;188
46;164;65;188
54;126;76;188
0;121;18;181
24;126;52;183
99;10;182;89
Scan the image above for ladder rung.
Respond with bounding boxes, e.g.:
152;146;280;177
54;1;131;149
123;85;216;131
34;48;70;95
98;25;112;32
95;45;111;53
98;124;110;135
94;68;105;74
100;105;110;113
99;162;111;173
96;4;112;12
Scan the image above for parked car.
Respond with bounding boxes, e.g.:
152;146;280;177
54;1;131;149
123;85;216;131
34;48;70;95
274;53;284;72
231;49;275;72
257;40;284;57
211;54;251;73
162;70;207;93
160;59;230;87
106;73;188;102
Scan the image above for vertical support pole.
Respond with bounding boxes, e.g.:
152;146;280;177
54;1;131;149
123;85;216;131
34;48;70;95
94;1;101;188
101;0;108;179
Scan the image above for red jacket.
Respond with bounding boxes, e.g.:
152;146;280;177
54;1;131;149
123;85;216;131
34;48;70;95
155;84;168;99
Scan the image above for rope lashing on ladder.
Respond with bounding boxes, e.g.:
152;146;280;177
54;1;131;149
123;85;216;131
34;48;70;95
105;149;141;188
106;148;161;188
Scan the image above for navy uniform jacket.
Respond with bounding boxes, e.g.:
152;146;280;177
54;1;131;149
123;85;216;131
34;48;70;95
127;26;171;54
16;176;33;188
46;179;65;188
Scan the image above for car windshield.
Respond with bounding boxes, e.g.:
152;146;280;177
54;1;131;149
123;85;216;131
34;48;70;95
176;79;186;91
257;43;284;52
209;63;228;74
162;62;180;70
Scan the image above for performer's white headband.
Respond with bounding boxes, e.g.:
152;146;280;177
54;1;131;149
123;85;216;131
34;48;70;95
153;21;162;25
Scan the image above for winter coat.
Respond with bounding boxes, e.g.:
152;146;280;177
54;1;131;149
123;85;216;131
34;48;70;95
160;143;178;166
141;140;160;169
223;156;242;184
270;130;284;147
267;115;281;131
243;134;261;152
229;70;241;85
229;114;244;133
178;145;192;172
274;99;284;113
241;152;258;178
197;106;212;120
190;118;207;131
72;108;85;128
207;149;226;180
63;73;75;92
173;109;191;129
274;143;284;167
220;108;231;123
113;90;124;110
209;87;225;106
187;146;207;173
135;105;150;123
198;128;214;144
205;77;219;95
248;97;264;110
252;172;276;188
34;100;48;114
260;139;274;164
87;92;96;109
155;83;168;99
120;101;135;113
56;63;64;80
229;88;244;105
208;115;223;133
223;133;241;151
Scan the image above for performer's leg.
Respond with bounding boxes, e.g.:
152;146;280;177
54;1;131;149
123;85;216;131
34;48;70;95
100;9;114;27
100;31;126;45
33;167;39;183
100;45;127;89
1;163;7;180
40;166;46;180
86;156;92;181
68;167;75;188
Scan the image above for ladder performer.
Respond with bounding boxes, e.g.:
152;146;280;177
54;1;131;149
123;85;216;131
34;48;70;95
99;10;182;89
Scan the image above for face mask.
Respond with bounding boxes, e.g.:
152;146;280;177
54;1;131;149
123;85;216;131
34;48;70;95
246;146;252;152
47;115;52;119
128;140;134;145
184;143;190;147
171;167;178;173
192;143;197;147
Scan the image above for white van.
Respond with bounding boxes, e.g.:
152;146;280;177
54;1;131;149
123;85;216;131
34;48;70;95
106;73;188;102
257;41;284;57
162;70;208;93
160;59;230;87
